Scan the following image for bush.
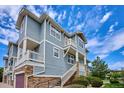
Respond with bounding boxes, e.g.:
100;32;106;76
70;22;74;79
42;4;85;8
87;76;103;87
110;78;119;84
72;76;89;87
103;83;124;88
110;72;122;79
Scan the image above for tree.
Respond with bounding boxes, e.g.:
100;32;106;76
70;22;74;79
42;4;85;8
91;56;109;79
0;67;3;82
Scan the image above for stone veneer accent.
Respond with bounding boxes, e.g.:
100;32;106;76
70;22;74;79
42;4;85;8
15;65;61;88
28;76;61;88
14;65;33;88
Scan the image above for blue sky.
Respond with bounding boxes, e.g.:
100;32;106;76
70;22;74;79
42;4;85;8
0;5;124;70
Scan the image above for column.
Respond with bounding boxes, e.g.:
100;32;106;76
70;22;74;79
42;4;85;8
84;55;88;76
76;51;79;77
22;39;27;57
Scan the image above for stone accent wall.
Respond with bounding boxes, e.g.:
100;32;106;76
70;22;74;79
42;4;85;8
14;65;33;74
27;76;61;88
14;65;33;88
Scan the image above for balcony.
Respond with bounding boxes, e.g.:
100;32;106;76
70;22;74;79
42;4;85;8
64;39;76;48
4;66;13;75
15;50;44;67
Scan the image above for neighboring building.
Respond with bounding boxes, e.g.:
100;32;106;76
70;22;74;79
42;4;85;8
3;8;88;88
3;42;17;86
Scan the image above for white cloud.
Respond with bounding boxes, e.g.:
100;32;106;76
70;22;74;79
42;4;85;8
87;27;124;59
77;11;81;19
109;61;124;70
47;6;58;19
57;13;63;23
0;27;19;45
63;11;66;19
108;22;118;32
57;11;66;23
92;28;124;55
27;6;40;17
0;5;22;21
108;25;114;32
86;38;102;48
0;38;8;45
76;23;84;31
28;6;58;19
100;12;112;23
98;54;108;59
82;6;104;36
68;16;72;27
48;11;57;19
121;51;124;56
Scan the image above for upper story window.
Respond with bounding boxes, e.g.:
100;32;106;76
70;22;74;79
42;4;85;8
50;25;61;41
53;47;60;58
78;37;84;48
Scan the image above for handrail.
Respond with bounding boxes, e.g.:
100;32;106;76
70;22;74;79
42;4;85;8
65;39;76;47
61;63;77;86
34;78;61;88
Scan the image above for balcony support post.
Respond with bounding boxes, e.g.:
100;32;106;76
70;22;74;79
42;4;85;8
22;39;27;57
75;51;79;77
84;55;88;76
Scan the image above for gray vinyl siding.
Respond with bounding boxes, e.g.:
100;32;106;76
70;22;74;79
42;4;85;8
27;16;41;42
46;22;64;47
18;16;25;43
43;42;72;75
12;45;17;57
38;42;44;59
40;21;45;41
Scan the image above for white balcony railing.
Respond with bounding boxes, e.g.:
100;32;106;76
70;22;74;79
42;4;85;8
65;39;76;47
61;64;77;86
15;50;44;67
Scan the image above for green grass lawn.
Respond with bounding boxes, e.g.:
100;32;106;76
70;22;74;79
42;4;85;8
103;83;124;88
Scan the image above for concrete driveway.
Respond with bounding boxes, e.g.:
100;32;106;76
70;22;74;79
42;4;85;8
0;82;13;88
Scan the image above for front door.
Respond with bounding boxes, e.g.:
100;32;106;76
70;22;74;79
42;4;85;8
16;73;24;88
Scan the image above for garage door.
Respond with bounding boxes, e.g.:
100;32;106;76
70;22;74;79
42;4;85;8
16;73;24;88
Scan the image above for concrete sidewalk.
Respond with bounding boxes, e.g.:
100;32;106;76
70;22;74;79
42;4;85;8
0;82;13;88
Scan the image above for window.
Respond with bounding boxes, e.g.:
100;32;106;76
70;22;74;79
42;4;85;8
78;37;84;48
50;26;61;40
53;47;60;58
68;54;75;64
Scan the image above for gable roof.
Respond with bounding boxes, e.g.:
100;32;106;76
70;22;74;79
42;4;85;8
16;8;87;43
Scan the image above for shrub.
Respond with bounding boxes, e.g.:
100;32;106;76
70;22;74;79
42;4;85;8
110;78;119;84
87;76;103;87
72;76;89;87
103;83;124;88
110;72;122;79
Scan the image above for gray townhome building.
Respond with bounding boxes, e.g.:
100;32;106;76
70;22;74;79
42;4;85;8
3;8;88;88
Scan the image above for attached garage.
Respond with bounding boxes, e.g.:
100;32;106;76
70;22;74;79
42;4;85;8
16;73;25;88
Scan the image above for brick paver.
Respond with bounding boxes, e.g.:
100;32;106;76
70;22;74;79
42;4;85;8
0;82;13;88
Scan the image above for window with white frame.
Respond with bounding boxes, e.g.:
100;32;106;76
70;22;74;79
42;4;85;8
50;26;61;40
53;47;60;58
78;37;84;48
68;54;75;64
